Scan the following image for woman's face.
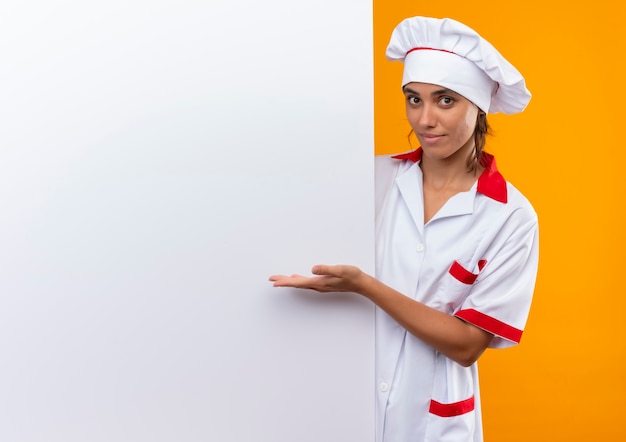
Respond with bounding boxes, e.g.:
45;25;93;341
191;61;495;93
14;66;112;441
403;82;479;162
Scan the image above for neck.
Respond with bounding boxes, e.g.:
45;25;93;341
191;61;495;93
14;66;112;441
420;145;482;191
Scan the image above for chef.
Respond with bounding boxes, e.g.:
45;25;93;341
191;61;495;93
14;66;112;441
270;16;539;442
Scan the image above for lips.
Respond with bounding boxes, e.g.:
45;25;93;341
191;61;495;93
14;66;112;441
419;133;444;143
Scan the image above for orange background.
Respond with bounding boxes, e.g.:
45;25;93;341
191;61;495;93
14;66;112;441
374;1;625;440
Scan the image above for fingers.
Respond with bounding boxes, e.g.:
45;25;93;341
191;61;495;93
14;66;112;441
271;265;334;279
268;275;290;285
312;264;359;278
269;265;362;292
311;264;338;276
268;274;303;281
311;265;325;275
268;274;313;288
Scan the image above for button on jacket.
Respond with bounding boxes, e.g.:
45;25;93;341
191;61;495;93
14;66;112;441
374;149;539;442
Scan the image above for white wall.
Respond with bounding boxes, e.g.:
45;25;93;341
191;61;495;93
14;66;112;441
0;1;374;441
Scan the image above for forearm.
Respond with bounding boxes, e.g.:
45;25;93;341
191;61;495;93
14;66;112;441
357;273;492;367
269;265;493;366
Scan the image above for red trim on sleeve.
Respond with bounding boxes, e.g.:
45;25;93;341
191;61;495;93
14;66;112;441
449;261;479;285
429;395;475;417
455;309;523;343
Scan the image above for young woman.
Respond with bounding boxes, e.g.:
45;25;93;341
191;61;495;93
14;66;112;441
270;16;538;442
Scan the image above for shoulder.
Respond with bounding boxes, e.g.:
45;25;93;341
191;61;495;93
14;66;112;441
473;175;538;245
375;152;416;178
375;153;402;171
479;152;537;226
374;153;397;170
478;181;538;251
504;181;538;224
374;153;416;216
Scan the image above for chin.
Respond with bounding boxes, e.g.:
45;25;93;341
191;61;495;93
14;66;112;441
421;145;458;160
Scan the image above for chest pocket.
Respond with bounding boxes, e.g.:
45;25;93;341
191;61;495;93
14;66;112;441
450;259;487;284
437;259;487;313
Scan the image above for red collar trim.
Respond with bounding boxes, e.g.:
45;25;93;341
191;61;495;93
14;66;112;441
391;148;508;203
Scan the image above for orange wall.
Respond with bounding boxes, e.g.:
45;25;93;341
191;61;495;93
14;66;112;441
374;1;626;440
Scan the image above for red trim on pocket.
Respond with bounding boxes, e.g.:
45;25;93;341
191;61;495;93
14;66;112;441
455;309;523;343
449;261;479;284
429;395;475;417
477;259;487;271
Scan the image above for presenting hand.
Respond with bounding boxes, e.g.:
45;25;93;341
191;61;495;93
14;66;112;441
269;265;369;294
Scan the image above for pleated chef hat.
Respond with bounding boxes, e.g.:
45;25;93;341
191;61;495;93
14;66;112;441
386;16;531;114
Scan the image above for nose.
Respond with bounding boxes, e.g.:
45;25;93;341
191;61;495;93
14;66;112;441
417;103;437;128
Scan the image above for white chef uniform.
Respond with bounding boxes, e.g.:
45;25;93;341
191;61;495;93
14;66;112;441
374;148;539;442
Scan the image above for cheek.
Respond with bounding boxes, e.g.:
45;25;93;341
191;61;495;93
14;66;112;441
405;107;419;130
405;104;414;119
458;110;478;142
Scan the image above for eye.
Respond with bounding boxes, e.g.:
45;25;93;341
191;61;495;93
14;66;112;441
406;95;421;105
439;96;455;106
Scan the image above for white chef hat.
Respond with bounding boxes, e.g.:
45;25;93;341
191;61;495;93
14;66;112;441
386;16;531;114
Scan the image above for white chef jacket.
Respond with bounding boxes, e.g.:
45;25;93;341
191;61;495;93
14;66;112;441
374;149;538;442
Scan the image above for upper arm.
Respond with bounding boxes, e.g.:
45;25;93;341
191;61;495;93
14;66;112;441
455;317;495;366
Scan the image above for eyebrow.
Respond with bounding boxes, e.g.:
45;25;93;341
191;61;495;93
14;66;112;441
402;86;456;97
